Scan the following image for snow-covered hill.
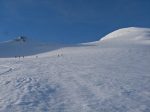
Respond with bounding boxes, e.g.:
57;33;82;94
101;27;150;41
0;27;150;112
0;37;65;58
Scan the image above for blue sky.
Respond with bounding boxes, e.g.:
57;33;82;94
0;0;150;43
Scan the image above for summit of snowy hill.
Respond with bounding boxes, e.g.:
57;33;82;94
100;27;150;42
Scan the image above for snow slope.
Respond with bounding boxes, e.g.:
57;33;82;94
0;27;150;112
101;27;150;41
0;39;65;58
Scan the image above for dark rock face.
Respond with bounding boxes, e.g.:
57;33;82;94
15;36;27;42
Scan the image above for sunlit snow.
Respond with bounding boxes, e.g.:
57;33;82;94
0;27;150;112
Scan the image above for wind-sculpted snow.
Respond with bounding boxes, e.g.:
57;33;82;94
7;78;64;112
0;27;150;112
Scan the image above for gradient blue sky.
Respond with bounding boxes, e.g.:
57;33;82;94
0;0;150;43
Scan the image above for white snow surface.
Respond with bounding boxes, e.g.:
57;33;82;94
0;27;150;112
101;27;150;42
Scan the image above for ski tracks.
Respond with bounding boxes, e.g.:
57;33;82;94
0;65;15;76
56;59;107;112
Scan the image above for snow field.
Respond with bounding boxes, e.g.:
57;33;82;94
0;27;150;112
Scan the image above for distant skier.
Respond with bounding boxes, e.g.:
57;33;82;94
57;54;63;57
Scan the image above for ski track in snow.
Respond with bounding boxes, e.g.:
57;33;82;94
0;65;14;76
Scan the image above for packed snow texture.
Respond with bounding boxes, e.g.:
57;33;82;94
0;27;150;112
